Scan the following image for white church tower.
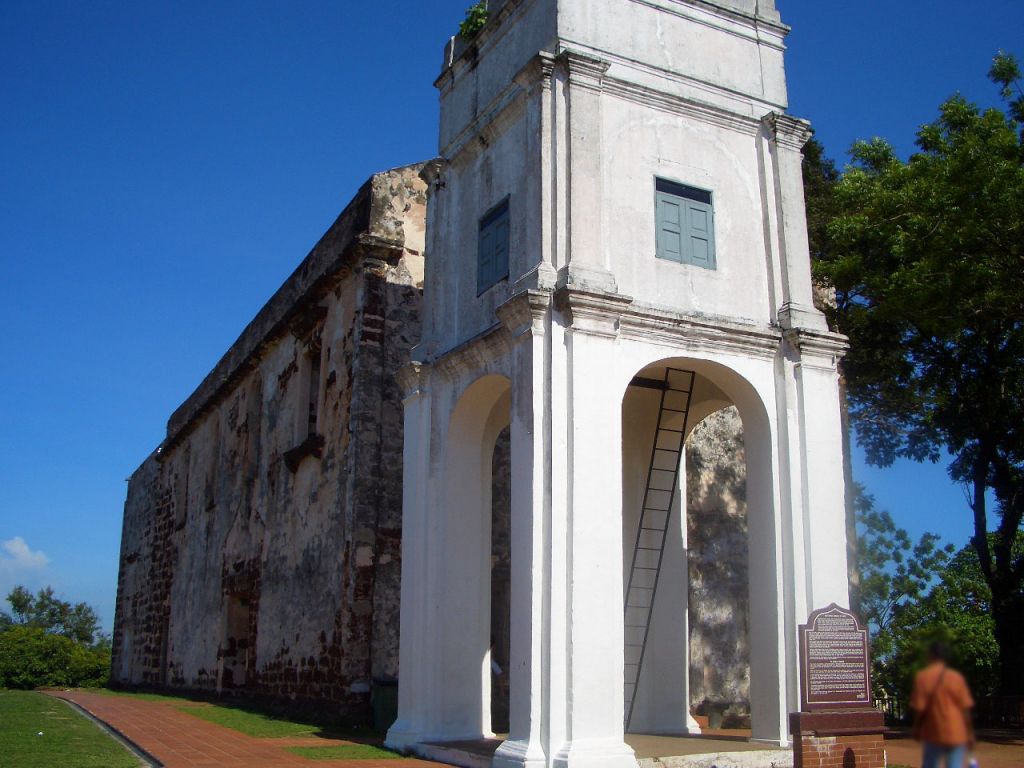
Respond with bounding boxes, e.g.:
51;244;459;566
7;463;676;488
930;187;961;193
387;0;851;765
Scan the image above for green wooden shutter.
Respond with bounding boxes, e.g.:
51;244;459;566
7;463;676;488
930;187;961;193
684;199;715;268
655;179;715;269
656;192;684;263
478;225;495;294
493;213;509;281
477;200;509;294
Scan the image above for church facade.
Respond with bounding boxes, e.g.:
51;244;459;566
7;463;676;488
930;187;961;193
113;0;851;763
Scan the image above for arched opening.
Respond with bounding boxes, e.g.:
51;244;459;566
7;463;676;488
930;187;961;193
490;425;512;734
438;374;512;738
620;359;771;738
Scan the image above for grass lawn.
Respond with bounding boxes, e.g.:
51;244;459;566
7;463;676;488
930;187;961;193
285;744;407;760
175;702;329;738
91;687;194;704
0;689;139;768
94;687;382;741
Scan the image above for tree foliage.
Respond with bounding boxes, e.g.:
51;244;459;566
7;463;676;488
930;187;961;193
814;52;1024;694
855;488;1001;705
458;1;489;38
0;626;110;689
1;586;101;647
0;586;110;689
802;135;840;265
855;485;955;637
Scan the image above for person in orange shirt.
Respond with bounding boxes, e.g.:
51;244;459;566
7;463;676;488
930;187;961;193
910;640;975;768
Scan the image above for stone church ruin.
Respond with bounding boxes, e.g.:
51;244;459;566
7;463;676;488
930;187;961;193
113;0;853;764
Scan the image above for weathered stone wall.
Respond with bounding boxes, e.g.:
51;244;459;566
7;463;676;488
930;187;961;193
686;406;751;727
113;160;756;726
112;165;426;717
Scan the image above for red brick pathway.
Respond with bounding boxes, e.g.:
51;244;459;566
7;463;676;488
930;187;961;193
46;690;446;768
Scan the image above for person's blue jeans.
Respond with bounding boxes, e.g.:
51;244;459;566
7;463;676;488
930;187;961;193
922;741;967;768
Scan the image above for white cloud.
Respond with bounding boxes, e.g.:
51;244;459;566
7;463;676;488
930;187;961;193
0;536;50;574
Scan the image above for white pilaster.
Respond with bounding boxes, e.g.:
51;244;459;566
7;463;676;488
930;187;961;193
762;113;828;333
787;330;851;611
554;289;636;768
494;292;553;768
387;363;435;750
560;52;616;294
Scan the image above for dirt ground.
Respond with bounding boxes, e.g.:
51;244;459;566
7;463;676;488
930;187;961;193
883;728;1024;768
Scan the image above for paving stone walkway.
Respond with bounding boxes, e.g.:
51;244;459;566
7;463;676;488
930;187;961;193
46;690;446;768
43;691;1024;768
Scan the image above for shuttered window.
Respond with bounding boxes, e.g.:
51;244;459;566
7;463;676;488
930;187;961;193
655;178;716;269
477;198;510;295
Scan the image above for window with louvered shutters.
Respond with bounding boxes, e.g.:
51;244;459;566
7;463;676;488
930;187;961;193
655;178;715;269
477;198;510;294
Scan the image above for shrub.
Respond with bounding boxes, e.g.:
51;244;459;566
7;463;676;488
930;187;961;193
0;626;109;689
459;1;489;38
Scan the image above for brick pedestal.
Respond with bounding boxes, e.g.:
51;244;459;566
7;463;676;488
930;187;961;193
789;709;886;768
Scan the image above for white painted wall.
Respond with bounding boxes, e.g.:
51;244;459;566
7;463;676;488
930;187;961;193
392;0;851;765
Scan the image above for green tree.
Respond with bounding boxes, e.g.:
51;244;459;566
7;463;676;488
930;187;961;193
1;586;102;647
855;491;1003;706
853;488;955;695
0;586;110;689
815;53;1024;694
855;488;954;635
878;541;1003;704
802;135;840;265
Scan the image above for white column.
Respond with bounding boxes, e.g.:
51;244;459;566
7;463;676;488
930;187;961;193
387;363;435;750
495;292;551;768
676;450;700;735
788;331;851;611
553;293;636;768
736;369;790;746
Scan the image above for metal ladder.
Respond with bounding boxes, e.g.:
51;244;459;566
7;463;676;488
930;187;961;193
623;367;696;730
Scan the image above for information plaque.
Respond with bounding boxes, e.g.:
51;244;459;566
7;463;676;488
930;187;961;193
799;603;871;711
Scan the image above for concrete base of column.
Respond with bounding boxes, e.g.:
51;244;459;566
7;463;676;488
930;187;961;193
493;737;548;768
552;738;638;768
384;722;424;752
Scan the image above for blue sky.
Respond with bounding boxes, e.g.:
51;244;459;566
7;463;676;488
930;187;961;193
1;1;1020;632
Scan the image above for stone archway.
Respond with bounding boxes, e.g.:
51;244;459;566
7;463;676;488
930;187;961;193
437;374;512;738
619;359;771;739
